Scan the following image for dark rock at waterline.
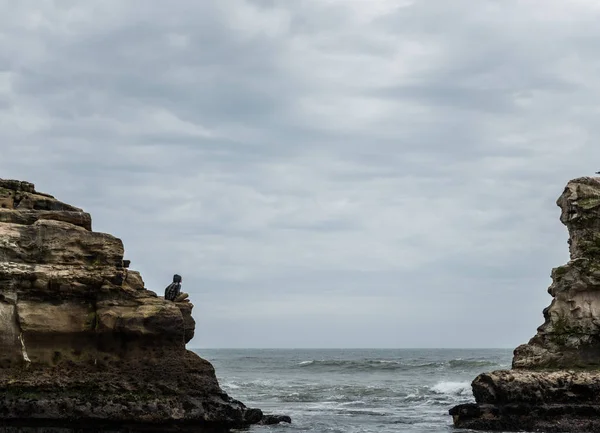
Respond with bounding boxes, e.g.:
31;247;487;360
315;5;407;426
0;419;234;433
451;401;600;432
260;414;293;425
0;178;289;430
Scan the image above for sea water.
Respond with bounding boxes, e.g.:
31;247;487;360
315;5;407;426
196;348;513;433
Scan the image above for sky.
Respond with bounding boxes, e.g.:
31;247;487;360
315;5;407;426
0;0;599;348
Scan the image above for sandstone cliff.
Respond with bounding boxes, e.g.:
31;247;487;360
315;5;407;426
0;179;284;431
451;177;600;431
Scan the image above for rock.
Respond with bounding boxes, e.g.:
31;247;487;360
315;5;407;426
260;414;292;425
0;209;92;230
0;220;123;266
0;178;285;430
450;177;600;431
177;301;196;344
514;177;600;370
123;269;145;291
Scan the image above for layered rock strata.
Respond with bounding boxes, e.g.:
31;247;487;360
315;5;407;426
0;179;285;431
451;177;600;431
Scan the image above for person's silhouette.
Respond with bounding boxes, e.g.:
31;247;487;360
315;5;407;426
164;274;188;301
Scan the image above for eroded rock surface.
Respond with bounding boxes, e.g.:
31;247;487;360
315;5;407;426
0;179;287;431
512;177;600;370
451;177;600;431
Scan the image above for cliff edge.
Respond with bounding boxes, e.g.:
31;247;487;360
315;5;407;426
450;177;600;432
0;179;287;431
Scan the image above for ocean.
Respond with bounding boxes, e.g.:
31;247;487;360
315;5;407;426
196;348;514;433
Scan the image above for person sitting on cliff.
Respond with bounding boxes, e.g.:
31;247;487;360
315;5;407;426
164;274;189;302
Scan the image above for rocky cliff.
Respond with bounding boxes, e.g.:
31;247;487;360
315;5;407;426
0;179;287;432
451;177;600;431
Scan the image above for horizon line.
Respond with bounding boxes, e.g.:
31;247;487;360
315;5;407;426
190;347;516;350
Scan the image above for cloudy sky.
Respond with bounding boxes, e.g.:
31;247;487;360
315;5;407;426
1;0;599;348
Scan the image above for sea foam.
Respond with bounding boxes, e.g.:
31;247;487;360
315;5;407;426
430;381;471;396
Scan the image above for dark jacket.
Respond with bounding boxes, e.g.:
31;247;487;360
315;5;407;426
164;274;182;301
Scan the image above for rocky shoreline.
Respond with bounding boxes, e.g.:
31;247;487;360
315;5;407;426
450;177;600;431
0;179;289;431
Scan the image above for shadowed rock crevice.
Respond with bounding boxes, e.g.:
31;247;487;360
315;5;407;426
0;178;289;431
451;177;600;431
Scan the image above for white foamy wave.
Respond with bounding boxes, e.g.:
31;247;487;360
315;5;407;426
221;382;241;389
430;381;471;396
298;360;314;366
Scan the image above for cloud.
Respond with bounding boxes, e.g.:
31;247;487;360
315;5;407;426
0;0;598;347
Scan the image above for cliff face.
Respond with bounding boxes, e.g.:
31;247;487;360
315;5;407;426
451;177;600;432
513;177;600;369
0;179;277;431
0;179;193;368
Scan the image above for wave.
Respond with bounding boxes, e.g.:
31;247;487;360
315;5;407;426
447;359;497;369
222;377;474;409
294;358;498;372
224;380;408;403
430;381;472;396
296;359;438;372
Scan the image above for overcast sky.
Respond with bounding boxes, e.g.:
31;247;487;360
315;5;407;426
1;0;599;348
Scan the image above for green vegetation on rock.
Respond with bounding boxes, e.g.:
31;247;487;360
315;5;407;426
578;197;600;210
579;234;600;259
